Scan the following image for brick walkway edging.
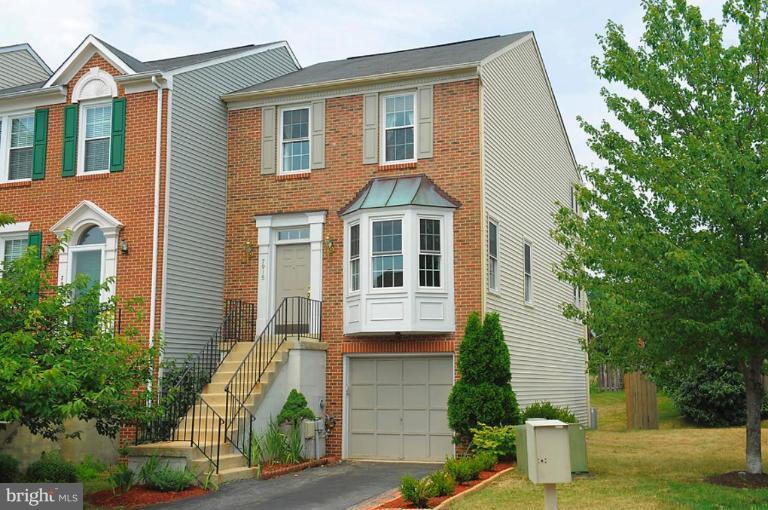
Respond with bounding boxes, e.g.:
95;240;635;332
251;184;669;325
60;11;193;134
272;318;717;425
259;456;338;480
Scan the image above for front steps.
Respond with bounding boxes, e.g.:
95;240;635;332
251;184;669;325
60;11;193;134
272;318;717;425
127;340;292;484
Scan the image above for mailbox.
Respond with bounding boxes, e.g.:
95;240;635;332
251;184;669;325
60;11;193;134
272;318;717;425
525;419;572;484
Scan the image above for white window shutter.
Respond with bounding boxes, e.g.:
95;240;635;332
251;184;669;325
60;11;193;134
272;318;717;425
311;99;325;169
261;106;276;175
363;93;378;164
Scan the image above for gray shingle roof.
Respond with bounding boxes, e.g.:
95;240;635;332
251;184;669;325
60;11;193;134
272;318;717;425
235;33;530;95
0;80;47;96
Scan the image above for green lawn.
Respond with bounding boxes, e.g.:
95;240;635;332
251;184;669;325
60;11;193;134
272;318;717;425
447;390;768;509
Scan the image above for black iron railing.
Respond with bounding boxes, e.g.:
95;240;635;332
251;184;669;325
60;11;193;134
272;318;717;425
224;297;322;463
186;395;224;471
136;300;255;448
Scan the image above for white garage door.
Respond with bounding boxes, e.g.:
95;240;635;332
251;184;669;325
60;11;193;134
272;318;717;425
347;356;454;461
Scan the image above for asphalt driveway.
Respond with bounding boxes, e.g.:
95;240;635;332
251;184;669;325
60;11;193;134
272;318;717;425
161;461;440;510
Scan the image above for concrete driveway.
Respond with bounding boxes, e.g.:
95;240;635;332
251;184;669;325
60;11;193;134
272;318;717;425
161;461;440;510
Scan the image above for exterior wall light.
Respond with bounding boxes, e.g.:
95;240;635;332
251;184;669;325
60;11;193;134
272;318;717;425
120;239;129;254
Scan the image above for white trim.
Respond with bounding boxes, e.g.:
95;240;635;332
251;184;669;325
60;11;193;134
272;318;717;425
148;78;163;360
277;104;311;174
341;352;456;461
379;91;417;165
417;214;444;291
254;211;326;332
0;87;66;114
71;67;118;103
0;221;30;234
51;200;123;303
0;109;35;183
523;239;533;305
76;99;113;176
44;35;137;88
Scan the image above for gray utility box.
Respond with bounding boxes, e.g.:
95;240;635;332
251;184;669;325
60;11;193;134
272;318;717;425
525;420;571;484
301;418;326;460
516;422;588;475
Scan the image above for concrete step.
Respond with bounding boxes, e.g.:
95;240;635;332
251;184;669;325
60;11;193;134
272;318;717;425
191;452;249;472
217;466;260;484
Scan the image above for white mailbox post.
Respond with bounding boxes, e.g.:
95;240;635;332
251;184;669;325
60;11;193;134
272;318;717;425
526;419;572;510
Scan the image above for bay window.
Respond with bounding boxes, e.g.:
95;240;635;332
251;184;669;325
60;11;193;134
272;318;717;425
341;175;458;335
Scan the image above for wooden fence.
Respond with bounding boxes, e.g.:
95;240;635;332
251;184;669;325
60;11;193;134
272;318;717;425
597;364;624;391
625;372;658;429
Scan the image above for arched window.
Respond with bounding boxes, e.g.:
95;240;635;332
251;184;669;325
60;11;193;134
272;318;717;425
78;225;106;245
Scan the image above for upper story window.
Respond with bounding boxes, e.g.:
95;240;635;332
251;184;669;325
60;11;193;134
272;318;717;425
570;185;579;214
524;241;533;303
573;285;581;308
280;106;310;173
488;220;499;292
349;223;360;292
382;93;415;164
81;103;112;173
0;113;35;182
372;219;403;288
419;218;441;287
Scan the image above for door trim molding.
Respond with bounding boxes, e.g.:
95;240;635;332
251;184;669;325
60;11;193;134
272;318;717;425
254;210;326;332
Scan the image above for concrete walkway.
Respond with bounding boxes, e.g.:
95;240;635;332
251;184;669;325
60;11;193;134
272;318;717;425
162;461;440;510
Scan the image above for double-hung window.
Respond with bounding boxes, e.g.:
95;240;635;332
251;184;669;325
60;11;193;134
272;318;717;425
0;114;35;182
280;106;310;173
524;241;533;303
382;93;415;163
350;224;360;292
2;237;27;264
81;103;112;173
570;185;579;214
419;218;441;287
488;220;499;291
372;219;403;288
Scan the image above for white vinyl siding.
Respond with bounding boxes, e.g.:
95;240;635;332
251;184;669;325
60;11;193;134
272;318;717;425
0;49;50;89
481;36;589;424
163;46;299;362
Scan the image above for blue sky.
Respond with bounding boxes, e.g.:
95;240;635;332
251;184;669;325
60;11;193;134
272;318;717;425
0;0;726;166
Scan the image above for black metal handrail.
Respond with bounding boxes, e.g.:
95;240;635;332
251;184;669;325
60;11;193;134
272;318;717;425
187;395;224;471
223;297;322;460
136;299;256;444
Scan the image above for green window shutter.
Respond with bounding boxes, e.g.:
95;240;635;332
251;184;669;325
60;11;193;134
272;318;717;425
32;109;49;180
62;104;78;177
110;97;126;172
27;231;42;258
27;231;42;301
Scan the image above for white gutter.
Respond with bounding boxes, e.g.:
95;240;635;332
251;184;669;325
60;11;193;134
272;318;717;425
148;75;164;391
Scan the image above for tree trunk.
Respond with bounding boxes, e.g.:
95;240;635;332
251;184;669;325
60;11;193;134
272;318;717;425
743;353;764;474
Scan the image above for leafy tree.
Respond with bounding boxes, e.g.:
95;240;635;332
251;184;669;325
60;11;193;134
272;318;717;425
0;214;156;440
553;0;768;473
448;312;520;439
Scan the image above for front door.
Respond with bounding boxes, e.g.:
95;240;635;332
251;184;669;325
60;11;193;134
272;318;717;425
275;243;311;333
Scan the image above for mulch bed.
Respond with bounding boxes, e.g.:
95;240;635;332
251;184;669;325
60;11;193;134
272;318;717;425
259;456;337;480
374;461;515;509
705;471;768;489
86;485;208;509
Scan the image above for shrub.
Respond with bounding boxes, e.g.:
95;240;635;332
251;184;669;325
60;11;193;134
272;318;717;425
138;455;161;484
108;464;134;494
75;455;106;481
444;456;481;483
448;313;520;439
472;452;498;472
0;452;20;482
659;359;768;427
263;420;289;463
25;451;78;483
285;425;304;464
428;470;455;497
400;475;437;507
521;401;578;424
469;423;516;459
144;467;196;492
277;390;315;426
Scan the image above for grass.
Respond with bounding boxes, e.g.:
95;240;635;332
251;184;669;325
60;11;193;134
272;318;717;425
447;390;768;509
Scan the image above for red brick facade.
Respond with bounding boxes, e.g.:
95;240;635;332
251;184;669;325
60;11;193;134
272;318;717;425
224;79;484;455
0;53;168;444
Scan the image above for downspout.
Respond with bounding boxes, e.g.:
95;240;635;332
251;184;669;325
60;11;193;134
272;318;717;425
477;69;487;316
148;75;164;394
